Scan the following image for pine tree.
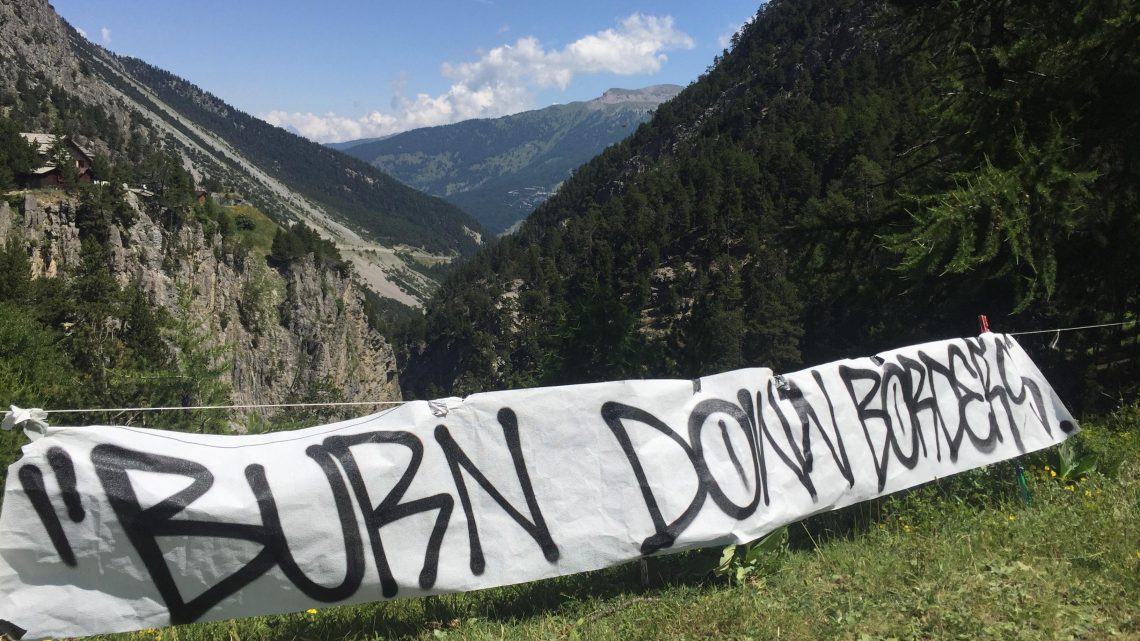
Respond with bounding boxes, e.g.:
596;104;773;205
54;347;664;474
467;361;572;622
0;116;37;189
158;285;231;433
0;238;31;302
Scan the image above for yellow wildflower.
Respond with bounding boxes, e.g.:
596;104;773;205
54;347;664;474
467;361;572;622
1065;485;1075;492
306;608;318;615
1044;465;1051;471
1007;515;1017;521
1050;469;1057;477
1084;490;1092;497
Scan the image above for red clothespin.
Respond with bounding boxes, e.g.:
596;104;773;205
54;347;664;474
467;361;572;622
978;314;990;334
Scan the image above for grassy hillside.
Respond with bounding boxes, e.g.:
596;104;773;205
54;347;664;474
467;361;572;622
222;203;279;257
91;412;1139;641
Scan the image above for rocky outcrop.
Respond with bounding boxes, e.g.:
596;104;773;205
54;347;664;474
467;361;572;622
0;194;400;415
0;0;86;96
1;0;476;306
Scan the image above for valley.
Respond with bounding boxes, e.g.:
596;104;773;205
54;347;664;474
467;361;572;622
0;0;1137;637
338;85;682;235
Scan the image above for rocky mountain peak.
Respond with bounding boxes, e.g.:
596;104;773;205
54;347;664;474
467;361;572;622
589;84;683;110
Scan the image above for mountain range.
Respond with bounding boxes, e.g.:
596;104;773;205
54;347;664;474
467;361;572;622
1;0;1135;418
0;0;481;305
0;0;423;432
401;0;1139;413
338;85;682;234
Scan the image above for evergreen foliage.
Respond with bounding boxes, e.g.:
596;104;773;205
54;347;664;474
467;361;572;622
892;129;1096;310
405;0;1139;412
270;223;351;276
0;115;37;189
160;285;231;433
341;89;681;234
887;0;1139;315
0;187;232;444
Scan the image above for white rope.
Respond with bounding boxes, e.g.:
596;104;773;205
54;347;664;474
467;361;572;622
13;319;1134;418
40;400;408;414
1007;320;1135;336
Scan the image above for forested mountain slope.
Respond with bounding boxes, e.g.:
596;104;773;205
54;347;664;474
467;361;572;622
402;0;1139;412
113;56;482;253
340;86;682;234
0;0;411;448
0;0;482;303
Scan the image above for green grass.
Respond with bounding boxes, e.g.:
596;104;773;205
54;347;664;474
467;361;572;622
224;203;279;257
90;419;1140;641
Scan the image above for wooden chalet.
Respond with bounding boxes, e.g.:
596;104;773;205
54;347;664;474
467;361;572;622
18;133;95;188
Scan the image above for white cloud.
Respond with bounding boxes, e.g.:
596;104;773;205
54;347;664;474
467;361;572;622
261;110;400;143
100;27;111;44
260;13;693;143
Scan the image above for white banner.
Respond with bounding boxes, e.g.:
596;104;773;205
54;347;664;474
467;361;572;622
0;334;1075;640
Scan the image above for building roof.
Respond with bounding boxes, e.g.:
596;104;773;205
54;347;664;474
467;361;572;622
19;133;94;161
20;132;58;155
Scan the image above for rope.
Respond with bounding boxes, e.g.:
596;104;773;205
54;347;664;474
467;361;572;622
1007;320;1135;337
16;320;1134;417
40;400;408;414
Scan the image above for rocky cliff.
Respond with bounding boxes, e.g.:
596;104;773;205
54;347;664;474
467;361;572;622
1;0;478;305
0;193;399;418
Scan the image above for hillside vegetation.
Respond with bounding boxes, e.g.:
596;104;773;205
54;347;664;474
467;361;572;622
341;86;682;234
0;0;1136;638
401;0;1139;415
112;57;482;254
1;0;484;315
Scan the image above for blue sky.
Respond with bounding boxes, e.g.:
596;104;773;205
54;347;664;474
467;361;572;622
50;0;761;142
